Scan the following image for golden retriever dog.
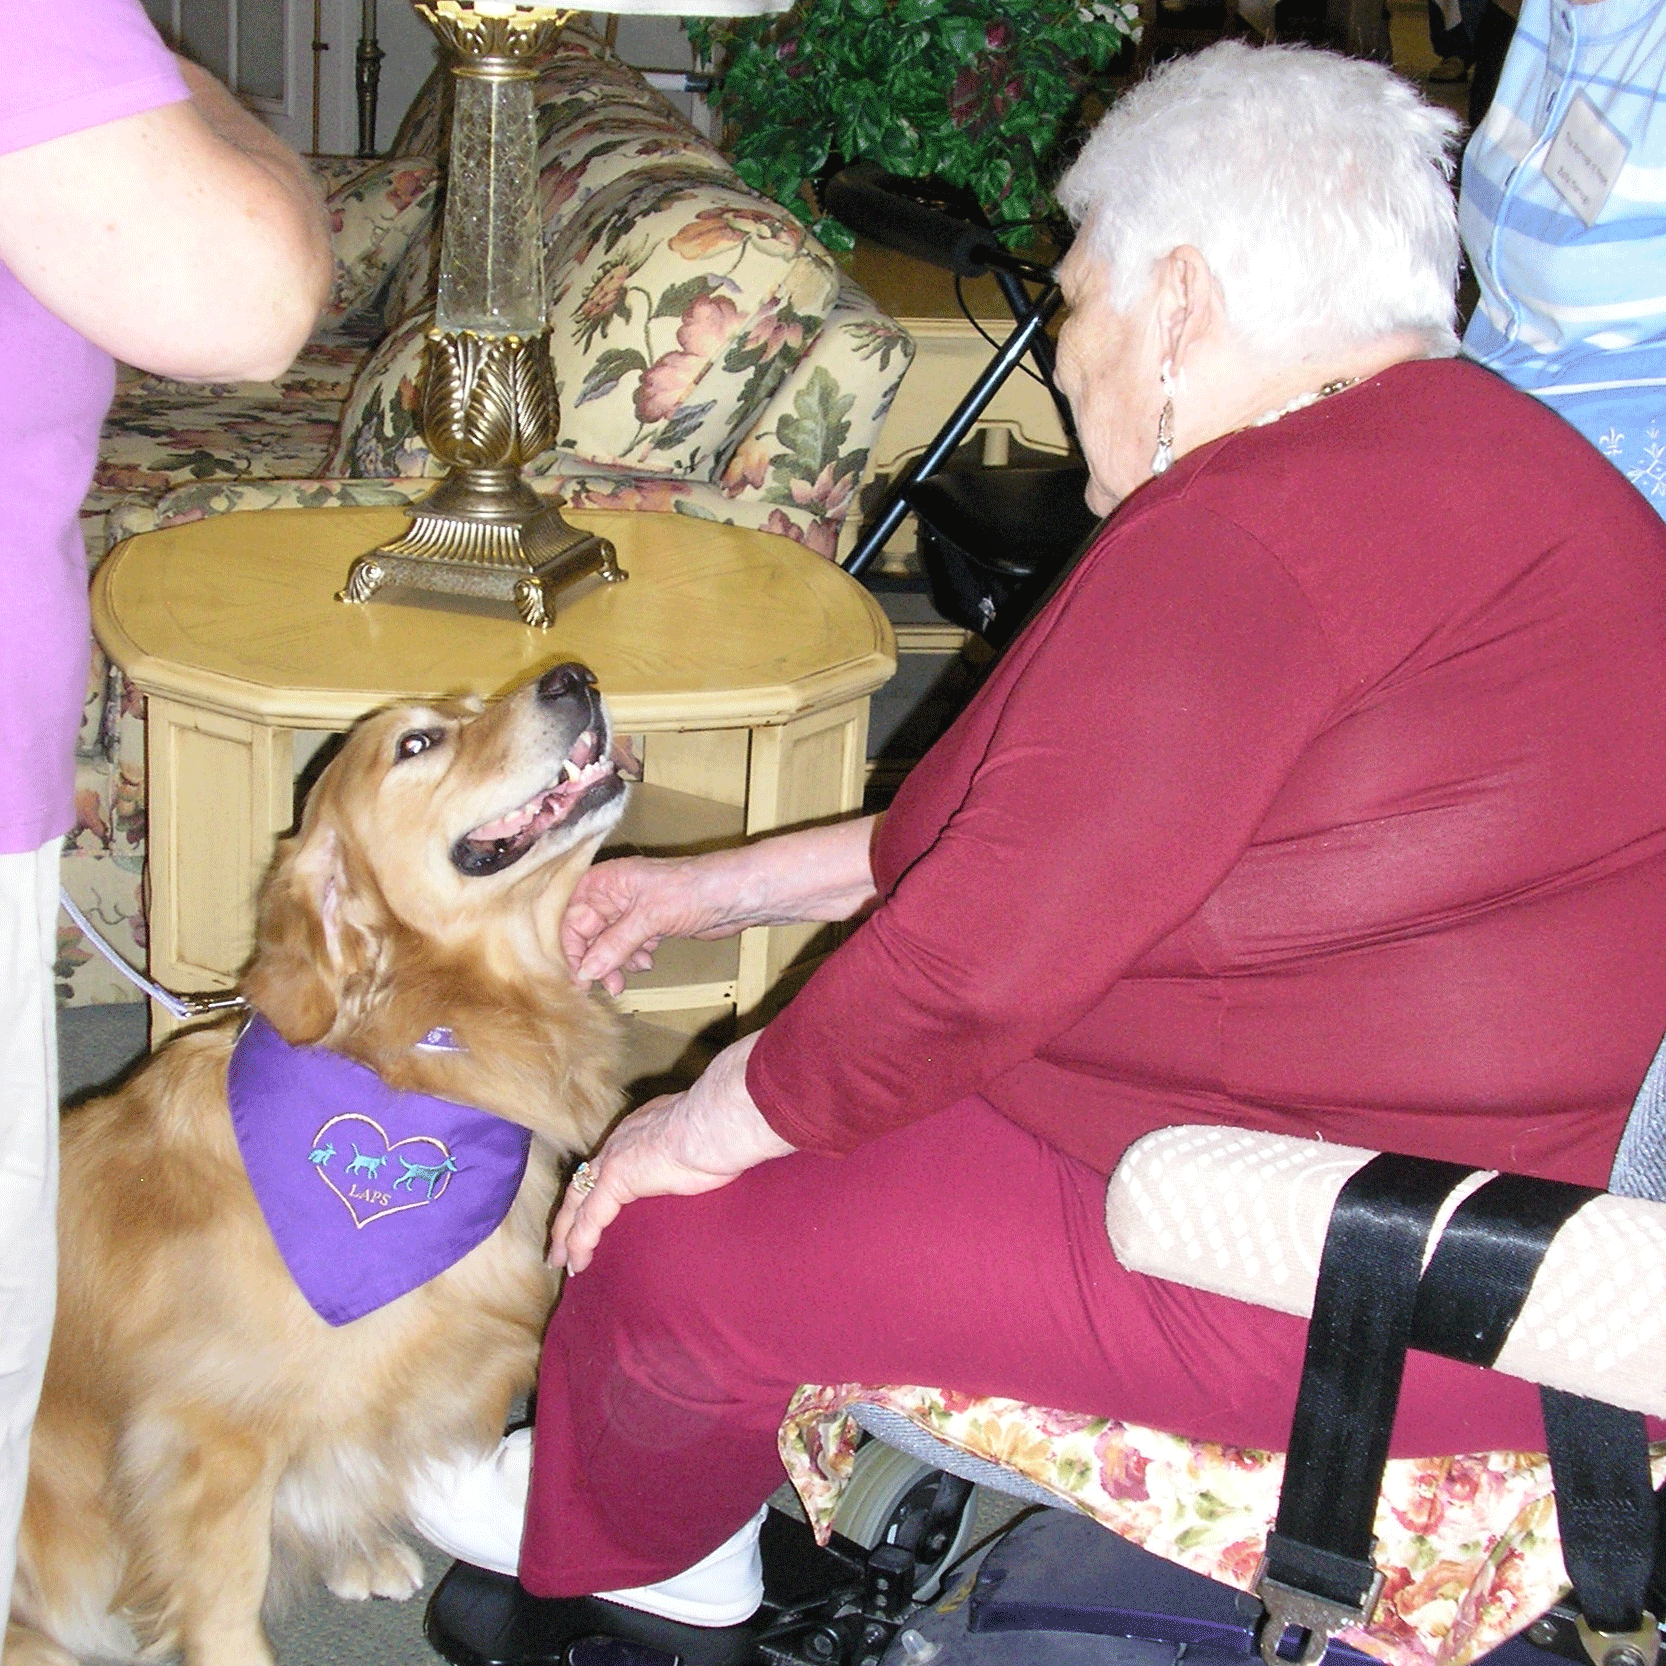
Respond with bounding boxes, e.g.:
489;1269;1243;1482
8;662;635;1666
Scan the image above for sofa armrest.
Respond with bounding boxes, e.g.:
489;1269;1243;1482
715;276;915;558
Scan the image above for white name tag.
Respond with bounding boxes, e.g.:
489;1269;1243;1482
1544;91;1629;225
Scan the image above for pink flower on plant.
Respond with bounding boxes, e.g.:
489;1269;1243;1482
1438;1455;1486;1507
1028;1405;1101;1440
73;789;110;845
384;166;431;210
566;478;691;515
635;353;702;422
96;463;173;495
1393;1558;1478;1624
762;509;837;558
741;305;807;361
541;160;586;219
1215;1538;1268;1590
680;291;743;356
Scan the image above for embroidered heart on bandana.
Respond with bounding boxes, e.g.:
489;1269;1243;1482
310;1113;458;1228
229;1014;532;1324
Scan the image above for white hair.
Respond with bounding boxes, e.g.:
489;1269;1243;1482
1055;42;1462;359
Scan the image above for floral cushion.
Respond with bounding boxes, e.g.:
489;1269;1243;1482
318;155;440;326
76;326;377;568
781;1384;1666;1666
714;278;913;558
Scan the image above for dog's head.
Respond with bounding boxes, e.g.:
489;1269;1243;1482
242;663;635;1045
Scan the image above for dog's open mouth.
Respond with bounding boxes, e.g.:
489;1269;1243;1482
450;730;628;878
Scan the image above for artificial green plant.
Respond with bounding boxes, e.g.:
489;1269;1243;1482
684;0;1140;250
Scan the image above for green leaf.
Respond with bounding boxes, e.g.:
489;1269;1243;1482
575;348;647;406
654;277;719;320
773;365;856;477
690;0;1133;238
653;400;718;451
937;15;986;59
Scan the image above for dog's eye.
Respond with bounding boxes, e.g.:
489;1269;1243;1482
394;728;442;762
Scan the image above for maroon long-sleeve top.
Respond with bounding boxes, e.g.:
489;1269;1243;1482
748;357;1666;1187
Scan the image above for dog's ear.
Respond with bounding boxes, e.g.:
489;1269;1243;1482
240;822;382;1045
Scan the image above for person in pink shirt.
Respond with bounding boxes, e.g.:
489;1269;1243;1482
0;2;329;1619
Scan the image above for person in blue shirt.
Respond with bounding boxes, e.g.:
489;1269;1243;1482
1459;0;1666;515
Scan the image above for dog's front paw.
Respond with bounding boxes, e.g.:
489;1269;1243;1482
324;1538;425;1602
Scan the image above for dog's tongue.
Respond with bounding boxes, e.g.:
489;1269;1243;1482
468;796;550;844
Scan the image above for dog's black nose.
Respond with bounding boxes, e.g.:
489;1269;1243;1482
538;663;597;703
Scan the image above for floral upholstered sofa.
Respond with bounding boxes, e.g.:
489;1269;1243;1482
59;23;912;1007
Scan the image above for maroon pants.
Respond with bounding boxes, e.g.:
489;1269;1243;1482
519;1098;1555;1596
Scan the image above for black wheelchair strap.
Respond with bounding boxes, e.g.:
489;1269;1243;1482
1260;1154;1473;1639
1542;1390;1659;1639
1269;1153;1475;1574
1411;1174;1658;1636
1409;1172;1600;1363
1261;1158;1660;1665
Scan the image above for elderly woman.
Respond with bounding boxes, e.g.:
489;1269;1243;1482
414;40;1666;1644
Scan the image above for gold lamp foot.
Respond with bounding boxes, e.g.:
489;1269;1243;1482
339;488;627;628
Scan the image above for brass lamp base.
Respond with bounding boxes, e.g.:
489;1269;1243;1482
338;323;628;628
340;482;626;629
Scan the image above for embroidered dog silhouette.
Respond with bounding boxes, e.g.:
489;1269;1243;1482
346;1145;388;1178
394;1154;459;1200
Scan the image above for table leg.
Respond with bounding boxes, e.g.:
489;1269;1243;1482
737;698;870;1018
144;697;293;1040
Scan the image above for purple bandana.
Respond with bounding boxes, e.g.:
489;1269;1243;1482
227;1015;532;1326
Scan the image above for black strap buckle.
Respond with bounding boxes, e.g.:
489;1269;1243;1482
1253;1557;1386;1666
1573;1612;1662;1666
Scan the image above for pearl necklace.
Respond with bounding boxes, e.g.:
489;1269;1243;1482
1251;376;1360;428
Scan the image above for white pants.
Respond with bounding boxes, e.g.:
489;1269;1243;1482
0;844;60;1624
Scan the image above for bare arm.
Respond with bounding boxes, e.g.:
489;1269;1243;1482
562;814;882;994
0;58;331;381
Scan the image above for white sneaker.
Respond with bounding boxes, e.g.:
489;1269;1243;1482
408;1425;533;1579
407;1428;766;1627
599;1507;766;1627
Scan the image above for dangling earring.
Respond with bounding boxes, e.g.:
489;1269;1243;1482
1150;361;1176;477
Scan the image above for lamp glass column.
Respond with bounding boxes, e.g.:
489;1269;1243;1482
435;61;544;335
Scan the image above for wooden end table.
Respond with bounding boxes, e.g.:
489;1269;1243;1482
91;505;895;1041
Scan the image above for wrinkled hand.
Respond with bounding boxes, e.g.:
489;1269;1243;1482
551;1031;794;1274
560;854;733;996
